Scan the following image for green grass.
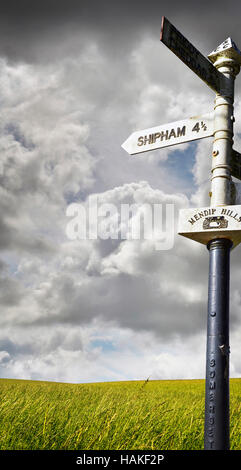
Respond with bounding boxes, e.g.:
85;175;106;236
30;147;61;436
0;378;240;450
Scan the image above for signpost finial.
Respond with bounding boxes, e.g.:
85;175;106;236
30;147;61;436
208;38;241;75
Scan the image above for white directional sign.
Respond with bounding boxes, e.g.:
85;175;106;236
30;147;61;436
178;204;241;248
160;16;228;94
122;113;214;155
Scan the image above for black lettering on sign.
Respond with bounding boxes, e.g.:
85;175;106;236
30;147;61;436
177;126;186;137
192;121;207;133
192;122;200;132
146;135;152;145
160;130;169;141
137;124;188;149
154;132;161;142
168;128;176;139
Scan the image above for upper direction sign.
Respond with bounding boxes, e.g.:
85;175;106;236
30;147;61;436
160;16;226;94
121;113;214;155
231;150;241;181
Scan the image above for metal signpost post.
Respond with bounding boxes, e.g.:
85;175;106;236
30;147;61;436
122;16;241;450
203;38;241;450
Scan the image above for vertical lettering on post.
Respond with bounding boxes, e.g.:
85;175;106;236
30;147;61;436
207;356;216;447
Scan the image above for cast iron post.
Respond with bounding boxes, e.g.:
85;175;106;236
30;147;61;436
204;238;232;449
204;43;241;450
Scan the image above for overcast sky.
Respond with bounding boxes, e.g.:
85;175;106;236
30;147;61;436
0;0;241;383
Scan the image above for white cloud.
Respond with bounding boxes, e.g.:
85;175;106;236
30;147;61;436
0;17;240;386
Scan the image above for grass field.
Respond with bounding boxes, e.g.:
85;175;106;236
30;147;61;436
0;377;240;450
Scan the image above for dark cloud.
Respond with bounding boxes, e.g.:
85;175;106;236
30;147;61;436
0;0;240;63
0;337;33;356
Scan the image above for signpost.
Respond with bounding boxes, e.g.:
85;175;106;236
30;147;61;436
122;16;241;450
178;204;241;248
231;150;241;180
122;113;214;155
160;16;228;94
